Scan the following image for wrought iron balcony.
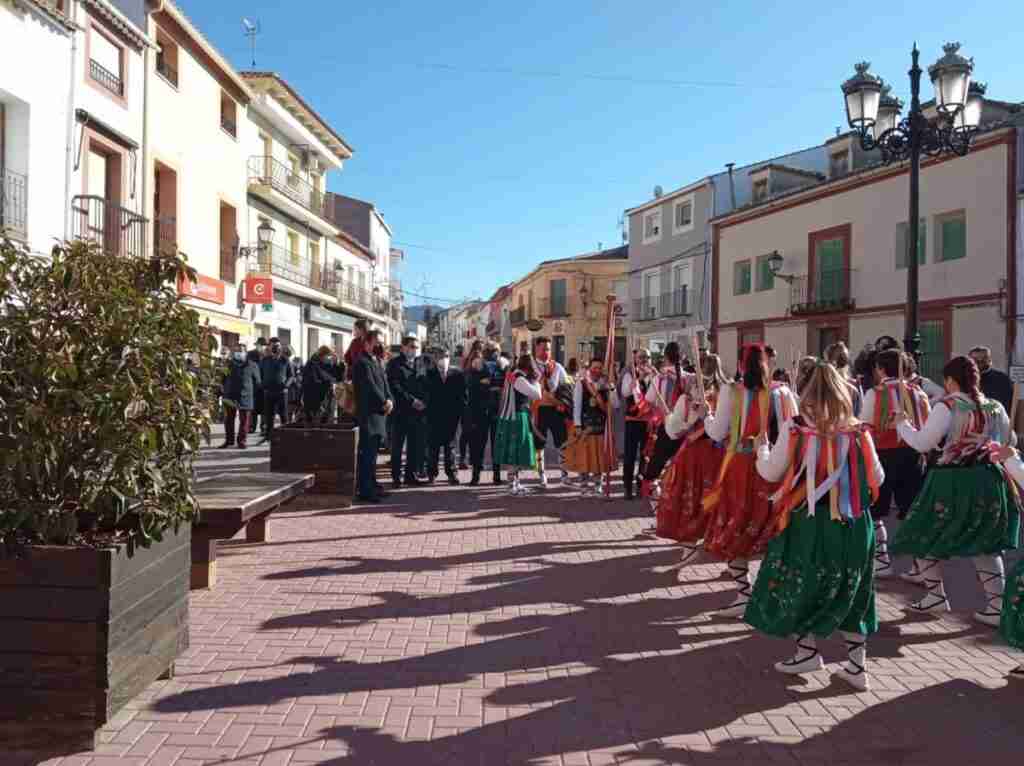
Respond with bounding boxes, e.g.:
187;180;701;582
89;59;123;97
71;195;147;259
247;156;327;219
254;241;332;293
1;168;28;240
334;278;384;315
536;295;574;318
790;269;855;315
153;215;177;255
510;306;528;327
632;287;689;321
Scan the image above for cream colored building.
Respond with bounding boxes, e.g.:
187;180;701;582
713;125;1018;382
509;246;629;366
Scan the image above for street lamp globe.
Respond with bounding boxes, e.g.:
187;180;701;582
953;81;985;134
928;42;973;115
842;62;883;132
257;219;275;249
874;84;903;137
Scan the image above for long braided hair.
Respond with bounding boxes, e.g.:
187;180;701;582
943;355;984;416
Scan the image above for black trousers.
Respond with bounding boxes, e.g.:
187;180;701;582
391;413;426;481
642;424;682;482
427;432;456;478
873;447;925;519
357;427;382;499
623;420;649;492
223;406;251;446
469;416;500;474
263;391;287;440
536;406;568;450
459;418;471;462
251;388;264;432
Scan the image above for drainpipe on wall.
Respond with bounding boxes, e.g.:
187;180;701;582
725;162;737;211
63;0;80;241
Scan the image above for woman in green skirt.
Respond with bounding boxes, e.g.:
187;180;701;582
746;361;884;691
987;445;1024;680
889;356;1019;626
494;354;543;496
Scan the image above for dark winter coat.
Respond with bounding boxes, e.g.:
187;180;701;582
259;355;294;394
302;356;338;411
386;354;430;417
426;366;467;443
223;359;262;410
353;353;391;438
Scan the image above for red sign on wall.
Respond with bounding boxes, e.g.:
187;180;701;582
177;272;226;304
242;276;274;304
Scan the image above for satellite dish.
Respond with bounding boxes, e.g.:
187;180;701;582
653;185;663;198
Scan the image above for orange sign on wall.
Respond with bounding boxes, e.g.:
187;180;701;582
177;272;226;305
242;275;274;304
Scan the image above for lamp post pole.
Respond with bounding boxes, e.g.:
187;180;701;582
905;46;923;359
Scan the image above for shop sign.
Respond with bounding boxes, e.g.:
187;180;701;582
177;272;226;304
243;275;274;304
305;304;355;331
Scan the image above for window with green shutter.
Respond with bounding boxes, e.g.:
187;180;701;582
815;238;844;303
734;260;751;295
755;255;775;291
918;320;945;383
938;212;966;262
896;219;926;269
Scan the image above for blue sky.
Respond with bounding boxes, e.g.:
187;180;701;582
180;0;1023;306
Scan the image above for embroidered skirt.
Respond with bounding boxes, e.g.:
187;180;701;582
890;464;1021;559
702;451;784;561
656;436;724;543
494;412;537;469
563;430;617;474
1001;555;1024;650
745;503;878;638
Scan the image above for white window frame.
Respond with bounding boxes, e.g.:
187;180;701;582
672;261;691;291
642;209;662;244
672;194;695;235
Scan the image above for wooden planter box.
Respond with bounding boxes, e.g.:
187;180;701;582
0;525;191;757
270;423;358;496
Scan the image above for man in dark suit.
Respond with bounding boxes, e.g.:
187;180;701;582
425;347;467;484
352;330;393;503
386;336;430;488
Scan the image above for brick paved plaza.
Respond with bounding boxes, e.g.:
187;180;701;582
12;437;1023;766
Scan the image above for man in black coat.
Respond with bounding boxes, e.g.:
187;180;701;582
259;338;294;443
425;347;467;484
352;330;393;503
302;346;339;424
970;345;1015;415
220;348;262;449
386;336;430;488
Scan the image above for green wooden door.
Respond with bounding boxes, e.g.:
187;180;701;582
815;238;844;304
919;321;945;383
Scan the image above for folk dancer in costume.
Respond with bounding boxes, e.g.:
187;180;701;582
890;356;1020;626
619;348;657;500
904;352;946;403
861;349;931;579
655;353;729;565
639;341;691;503
826;341;864;416
564;358;620;496
745;360;884;691
494;354;544;496
988;444;1024;680
702;343;799;617
530;337;572;489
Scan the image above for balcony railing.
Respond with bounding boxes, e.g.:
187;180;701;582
632;287;689;321
1;168;28;240
90;59;123;97
156;54;178;86
334;278;389;315
537;295;574;318
71;195;147;258
790;269;855;315
510;306;527;327
255;241;332;293
247;156;327;219
153;215;176;255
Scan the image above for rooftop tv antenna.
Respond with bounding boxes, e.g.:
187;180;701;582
242;18;260;69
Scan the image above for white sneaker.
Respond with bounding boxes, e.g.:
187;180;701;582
835;666;870;691
774;652;824;675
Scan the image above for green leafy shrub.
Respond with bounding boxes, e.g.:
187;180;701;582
0;238;218;550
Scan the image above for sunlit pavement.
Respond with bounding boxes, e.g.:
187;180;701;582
14;431;1024;766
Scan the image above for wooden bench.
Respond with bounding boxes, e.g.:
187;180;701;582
190;471;314;589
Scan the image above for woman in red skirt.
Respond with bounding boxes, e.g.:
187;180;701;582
656;353;728;564
702;344;798;617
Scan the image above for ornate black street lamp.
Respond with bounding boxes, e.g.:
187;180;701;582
841;43;982;358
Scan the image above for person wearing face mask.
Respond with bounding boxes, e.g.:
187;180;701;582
302;346;340;425
220;348;262;449
259;338;294;443
425;348;466;484
386;336;430;488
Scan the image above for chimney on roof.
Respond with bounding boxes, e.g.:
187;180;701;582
725;163;737;210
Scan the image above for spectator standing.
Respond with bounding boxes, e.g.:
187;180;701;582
251;337;268;435
344;319;369;380
971;345;1014;414
426;347;467;484
352;330;392;503
259;338;294;443
220;348;261;449
302;346;339;424
386;336;430;488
